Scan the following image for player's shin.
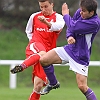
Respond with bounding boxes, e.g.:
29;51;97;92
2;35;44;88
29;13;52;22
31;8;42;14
21;54;40;70
43;64;58;85
40;64;60;95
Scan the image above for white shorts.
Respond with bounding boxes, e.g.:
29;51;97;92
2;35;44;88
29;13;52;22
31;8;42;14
54;47;88;76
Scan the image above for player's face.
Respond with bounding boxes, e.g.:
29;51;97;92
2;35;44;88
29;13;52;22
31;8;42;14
80;7;94;19
39;1;54;16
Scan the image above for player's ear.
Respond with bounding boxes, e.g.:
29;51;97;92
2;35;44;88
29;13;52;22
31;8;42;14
90;11;94;16
51;3;54;7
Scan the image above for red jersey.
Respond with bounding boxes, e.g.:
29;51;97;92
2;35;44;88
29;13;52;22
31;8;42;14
25;11;65;51
25;11;65;85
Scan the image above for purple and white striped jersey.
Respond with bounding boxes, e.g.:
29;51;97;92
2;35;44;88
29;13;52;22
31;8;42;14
63;9;100;66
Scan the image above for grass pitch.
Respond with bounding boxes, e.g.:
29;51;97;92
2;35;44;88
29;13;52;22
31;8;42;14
0;87;100;100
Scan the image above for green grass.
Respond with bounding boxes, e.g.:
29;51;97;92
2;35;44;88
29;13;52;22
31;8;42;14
0;29;28;60
0;65;100;87
0;87;100;100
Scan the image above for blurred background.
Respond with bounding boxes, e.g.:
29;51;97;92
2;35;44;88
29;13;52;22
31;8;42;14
0;0;100;100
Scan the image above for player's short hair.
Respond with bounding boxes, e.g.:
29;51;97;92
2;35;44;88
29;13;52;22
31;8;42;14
80;0;97;14
37;0;54;4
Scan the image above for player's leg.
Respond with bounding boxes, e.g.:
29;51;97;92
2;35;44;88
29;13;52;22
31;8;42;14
76;73;97;100
33;62;60;95
40;48;62;90
28;76;44;100
29;63;48;100
68;57;97;100
40;48;62;95
10;42;46;74
10;53;41;74
40;47;69;95
41;64;60;95
43;64;58;86
40;49;62;66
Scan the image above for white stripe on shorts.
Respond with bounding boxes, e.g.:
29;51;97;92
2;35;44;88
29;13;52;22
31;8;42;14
30;43;37;53
53;47;88;76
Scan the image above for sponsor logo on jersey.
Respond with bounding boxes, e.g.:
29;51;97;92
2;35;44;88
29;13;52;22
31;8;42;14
36;28;52;32
36;19;54;32
37;28;45;31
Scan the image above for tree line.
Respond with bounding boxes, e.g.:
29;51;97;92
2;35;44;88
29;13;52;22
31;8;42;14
0;0;79;19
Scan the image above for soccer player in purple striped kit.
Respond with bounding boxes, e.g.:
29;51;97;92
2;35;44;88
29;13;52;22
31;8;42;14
40;0;100;99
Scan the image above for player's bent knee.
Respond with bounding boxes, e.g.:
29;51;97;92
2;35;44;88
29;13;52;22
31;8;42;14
40;57;48;66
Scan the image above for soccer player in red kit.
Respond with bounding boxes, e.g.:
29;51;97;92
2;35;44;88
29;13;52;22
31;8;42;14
10;0;65;100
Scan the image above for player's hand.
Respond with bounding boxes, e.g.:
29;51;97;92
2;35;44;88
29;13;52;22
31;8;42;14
67;36;76;44
62;3;69;16
38;16;47;23
38;16;51;28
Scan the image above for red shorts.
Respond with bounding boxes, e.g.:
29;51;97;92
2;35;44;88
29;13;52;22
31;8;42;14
25;42;48;85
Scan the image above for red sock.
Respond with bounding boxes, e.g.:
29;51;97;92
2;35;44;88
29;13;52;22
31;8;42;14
21;54;40;69
28;91;40;100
